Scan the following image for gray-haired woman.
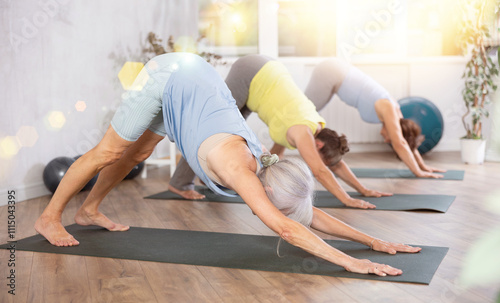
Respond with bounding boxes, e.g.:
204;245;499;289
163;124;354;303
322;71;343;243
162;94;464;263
258;155;421;276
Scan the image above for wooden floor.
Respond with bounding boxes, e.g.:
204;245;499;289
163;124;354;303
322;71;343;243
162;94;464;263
1;151;499;303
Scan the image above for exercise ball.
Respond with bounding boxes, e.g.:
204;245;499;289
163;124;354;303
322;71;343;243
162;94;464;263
124;161;145;180
74;154;99;191
43;157;75;194
398;97;444;154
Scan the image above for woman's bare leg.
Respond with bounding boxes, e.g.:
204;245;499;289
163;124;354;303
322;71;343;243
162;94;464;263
34;126;134;246
74;130;165;229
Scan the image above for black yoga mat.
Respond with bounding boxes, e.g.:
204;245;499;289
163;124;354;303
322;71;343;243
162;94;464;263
350;168;464;180
0;224;448;284
145;186;455;213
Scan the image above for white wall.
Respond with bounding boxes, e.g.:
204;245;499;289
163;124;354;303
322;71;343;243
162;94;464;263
0;0;197;203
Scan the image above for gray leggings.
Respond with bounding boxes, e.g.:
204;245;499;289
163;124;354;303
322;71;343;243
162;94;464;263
304;58;350;111
226;54;274;118
169;54;272;191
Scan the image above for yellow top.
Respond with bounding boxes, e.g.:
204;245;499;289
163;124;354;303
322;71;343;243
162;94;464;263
247;61;326;150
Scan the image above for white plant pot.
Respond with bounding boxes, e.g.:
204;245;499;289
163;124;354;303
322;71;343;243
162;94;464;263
460;139;486;164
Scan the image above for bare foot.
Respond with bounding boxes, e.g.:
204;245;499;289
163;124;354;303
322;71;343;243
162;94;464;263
35;216;80;247
168;185;206;200
74;209;129;232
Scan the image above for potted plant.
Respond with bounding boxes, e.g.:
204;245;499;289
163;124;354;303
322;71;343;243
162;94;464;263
458;0;499;164
143;32;226;66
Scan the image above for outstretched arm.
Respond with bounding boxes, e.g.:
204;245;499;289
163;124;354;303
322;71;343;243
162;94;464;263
310;207;421;255
287;125;375;209
413;149;447;173
207;138;401;276
238;176;402;276
330;160;392;197
380;103;443;178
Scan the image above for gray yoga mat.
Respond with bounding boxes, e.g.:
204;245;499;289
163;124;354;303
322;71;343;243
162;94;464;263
145;186;455;212
350;168;464;180
0;224;448;284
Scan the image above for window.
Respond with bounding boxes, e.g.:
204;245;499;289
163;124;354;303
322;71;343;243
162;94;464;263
335;0;408;60
406;0;462;56
198;0;496;59
198;0;258;56
278;0;336;57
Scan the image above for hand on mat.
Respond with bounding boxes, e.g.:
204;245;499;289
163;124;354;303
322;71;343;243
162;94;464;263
422;165;447;173
371;239;422;255
344;198;376;209
416;171;444;179
345;258;402;276
361;189;393;197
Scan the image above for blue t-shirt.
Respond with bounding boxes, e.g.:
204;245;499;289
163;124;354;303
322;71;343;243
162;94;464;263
337;66;396;123
161;53;263;196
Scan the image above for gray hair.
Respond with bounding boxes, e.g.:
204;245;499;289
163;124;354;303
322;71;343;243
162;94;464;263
258;155;314;227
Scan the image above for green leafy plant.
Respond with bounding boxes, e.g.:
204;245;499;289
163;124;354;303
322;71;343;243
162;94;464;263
143;32;226;67
458;0;499;139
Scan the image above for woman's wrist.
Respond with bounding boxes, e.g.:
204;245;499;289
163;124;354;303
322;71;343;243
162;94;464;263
414;169;427;177
359;187;369;195
369;238;378;249
341;196;355;205
338;255;356;269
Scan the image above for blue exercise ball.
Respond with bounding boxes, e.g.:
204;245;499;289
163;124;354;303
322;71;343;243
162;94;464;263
74;154;99;191
398;97;444;154
124;161;145;180
43;157;75;194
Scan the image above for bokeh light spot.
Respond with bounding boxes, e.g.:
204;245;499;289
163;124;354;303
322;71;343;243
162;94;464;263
231;13;242;24
75;100;87;112
0;136;21;159
16;126;38;147
45;111;66;130
168;62;179;72
118;62;148;91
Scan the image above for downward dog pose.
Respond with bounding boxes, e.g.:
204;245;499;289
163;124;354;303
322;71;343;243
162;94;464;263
304;58;446;178
34;53;420;276
170;54;390;209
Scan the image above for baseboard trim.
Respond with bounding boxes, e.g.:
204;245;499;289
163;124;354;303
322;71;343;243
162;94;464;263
0;183;50;206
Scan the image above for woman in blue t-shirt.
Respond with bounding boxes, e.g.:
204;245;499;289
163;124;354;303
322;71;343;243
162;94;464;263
35;53;420;277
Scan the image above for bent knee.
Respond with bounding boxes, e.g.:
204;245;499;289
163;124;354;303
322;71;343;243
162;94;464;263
101;151;124;166
91;146;125;167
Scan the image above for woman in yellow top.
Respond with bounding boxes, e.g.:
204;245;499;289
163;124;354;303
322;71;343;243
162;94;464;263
169;55;391;209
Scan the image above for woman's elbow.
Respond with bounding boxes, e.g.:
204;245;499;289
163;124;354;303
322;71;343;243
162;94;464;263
278;225;297;242
276;220;304;244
